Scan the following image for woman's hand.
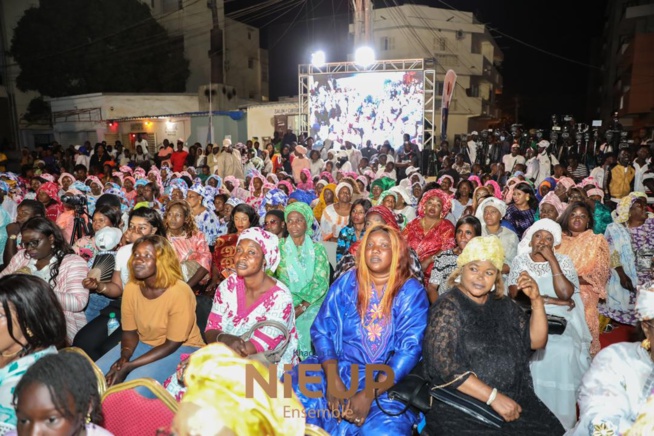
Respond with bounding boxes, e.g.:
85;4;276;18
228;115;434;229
82;277;99;291
534;244;556;263
106;357;131;387
618;270;635;293
6;222;20;237
216;333;247;357
325;372;351;422
490;392;522;422
516;272;540;301
549;297;575;311
345;390;373;427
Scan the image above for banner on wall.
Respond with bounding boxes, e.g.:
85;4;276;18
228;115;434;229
440;69;457;141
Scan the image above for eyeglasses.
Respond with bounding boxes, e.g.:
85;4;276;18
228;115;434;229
264;219;280;227
21;239;42;250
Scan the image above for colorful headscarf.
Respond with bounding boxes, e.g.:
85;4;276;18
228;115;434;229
189;181;214;211
104;182;121;192
248;173;267;197
284;201;315;236
277;180;295;195
70;180;91;193
207;175;223;189
288;189;315;205
0;181;9;195
483;180;502;199
614;192;647;224
335;182;352;198
296;168;314;191
38;174;55;183
224;176;241;190
169;178;189;198
537;177;557;201
226;197;244;208
475;197;507;222
468;175;482;188
517;219;562;255
111;171;124;184
503;177;522;202
58;172;74;187
237;228;281;272
123;176;135;188
85;176;102;194
366;205;400;231
37;182;61;204
134;178;148;188
437;175;455;193
320;171;335;184
134;167;146;180
587;188;604;200
540;191;567;216
557;177;576;191
370;177;396;199
103;188;130;212
457;235;505;271
119;165;133;175
266;174;279;185
313;183;337;220
379;189;398;204
258;188;288;218
418;189;452;218
579;176;601;190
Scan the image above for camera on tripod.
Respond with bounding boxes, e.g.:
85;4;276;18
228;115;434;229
61;193;87;207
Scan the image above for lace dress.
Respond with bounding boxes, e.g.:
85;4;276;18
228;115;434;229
421;288;564;435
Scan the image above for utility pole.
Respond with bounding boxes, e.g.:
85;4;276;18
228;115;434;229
351;0;373;47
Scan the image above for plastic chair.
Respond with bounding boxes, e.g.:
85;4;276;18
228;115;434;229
60;346;107;395
102;378;178;436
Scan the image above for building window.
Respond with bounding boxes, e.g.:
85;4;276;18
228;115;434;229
248;32;252;40
434;36;448;51
380;36;394;51
248;58;255;69
162;0;182;13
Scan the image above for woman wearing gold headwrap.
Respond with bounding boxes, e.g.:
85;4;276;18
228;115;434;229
602;192;654;326
312;183;336;221
172;343;305;436
422;236;562;435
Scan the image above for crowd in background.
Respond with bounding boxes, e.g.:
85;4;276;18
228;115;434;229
0;124;652;435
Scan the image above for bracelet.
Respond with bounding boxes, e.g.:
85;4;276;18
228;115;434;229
543;296;549;304
486;388;498;405
216;333;225;342
97;283;106;294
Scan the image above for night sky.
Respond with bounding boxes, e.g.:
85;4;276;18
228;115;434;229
227;0;608;128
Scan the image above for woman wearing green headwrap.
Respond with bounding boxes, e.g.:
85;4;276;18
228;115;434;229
370;177;396;206
276;201;330;360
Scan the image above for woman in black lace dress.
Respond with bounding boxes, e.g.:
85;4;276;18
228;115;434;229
421;235;564;435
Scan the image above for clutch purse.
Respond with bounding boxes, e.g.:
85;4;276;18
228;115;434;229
181;260;202;283
240;320;291;366
516;292;568;335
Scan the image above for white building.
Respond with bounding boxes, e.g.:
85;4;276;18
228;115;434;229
359;4;504;140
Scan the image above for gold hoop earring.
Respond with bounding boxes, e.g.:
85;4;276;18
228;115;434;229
642;338;651;351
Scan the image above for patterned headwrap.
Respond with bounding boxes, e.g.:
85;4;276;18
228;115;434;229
86;176;102;193
284;201;315;236
176;343;304;436
134;178;148;188
266;174;279;185
237;228;281;272
0;181;9;195
320;171;335;184
123;176;135;187
537;177;557;201
148;167;164;193
437;175;455;193
517;219;562;255
289;189;316;205
614;192;648;224
37;182;61;204
457;235;505;271
587;188;604;200
111;171;124;184
103;189;130;212
468;175;482;188
636;284;654;321
297;168;314;191
484;180;502;199
207;175;223;189
224;176;241;190
169;178;189;198
418;189;452;218
248;173;267;197
557;177;576;191
250;157;264;171
189;181;215;211
134;167;146;179
104;182;121;192
277;180;295;195
366;205;400;231
475;197;507;222
370;177;396;198
579;176;601;190
363;169;377;183
226;197;244;208
38;174;55;183
70;180;91;193
258;188;288;218
58;172;75;186
119;165;133;175
540;191;567;216
379;189;398;204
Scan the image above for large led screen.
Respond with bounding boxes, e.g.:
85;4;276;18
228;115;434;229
308;70;424;150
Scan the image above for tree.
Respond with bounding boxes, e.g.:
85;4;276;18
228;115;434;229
10;0;190;97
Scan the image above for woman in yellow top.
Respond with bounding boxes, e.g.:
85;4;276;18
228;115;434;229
96;235;205;386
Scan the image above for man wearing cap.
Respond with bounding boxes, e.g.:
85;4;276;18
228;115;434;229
465;131;479;166
215;138;244;181
535;140;559;187
170;139;188;172
502;143;526;175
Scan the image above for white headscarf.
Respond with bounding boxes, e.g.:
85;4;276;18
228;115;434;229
636;285;654;321
517;219;562;255
475;197;507;223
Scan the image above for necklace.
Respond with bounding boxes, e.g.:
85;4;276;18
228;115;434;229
2;347;23;358
421;217;439;233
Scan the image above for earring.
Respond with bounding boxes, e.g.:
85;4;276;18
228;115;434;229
25;328;33;338
642;338;651;351
85;414;91;424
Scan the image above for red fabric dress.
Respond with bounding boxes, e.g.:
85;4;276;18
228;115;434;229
402;218;456;284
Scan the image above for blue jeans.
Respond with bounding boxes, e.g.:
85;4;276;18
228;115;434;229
97;341;200;388
85;293;112;322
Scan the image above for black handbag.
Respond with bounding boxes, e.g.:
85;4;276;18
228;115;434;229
375;369;503;429
515;293;568;335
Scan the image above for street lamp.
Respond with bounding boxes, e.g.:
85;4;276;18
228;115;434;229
311;50;326;68
354;46;375;67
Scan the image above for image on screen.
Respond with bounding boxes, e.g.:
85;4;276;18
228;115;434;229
308;70;424;150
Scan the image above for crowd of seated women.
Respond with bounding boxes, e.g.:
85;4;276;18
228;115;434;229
2;140;654;436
